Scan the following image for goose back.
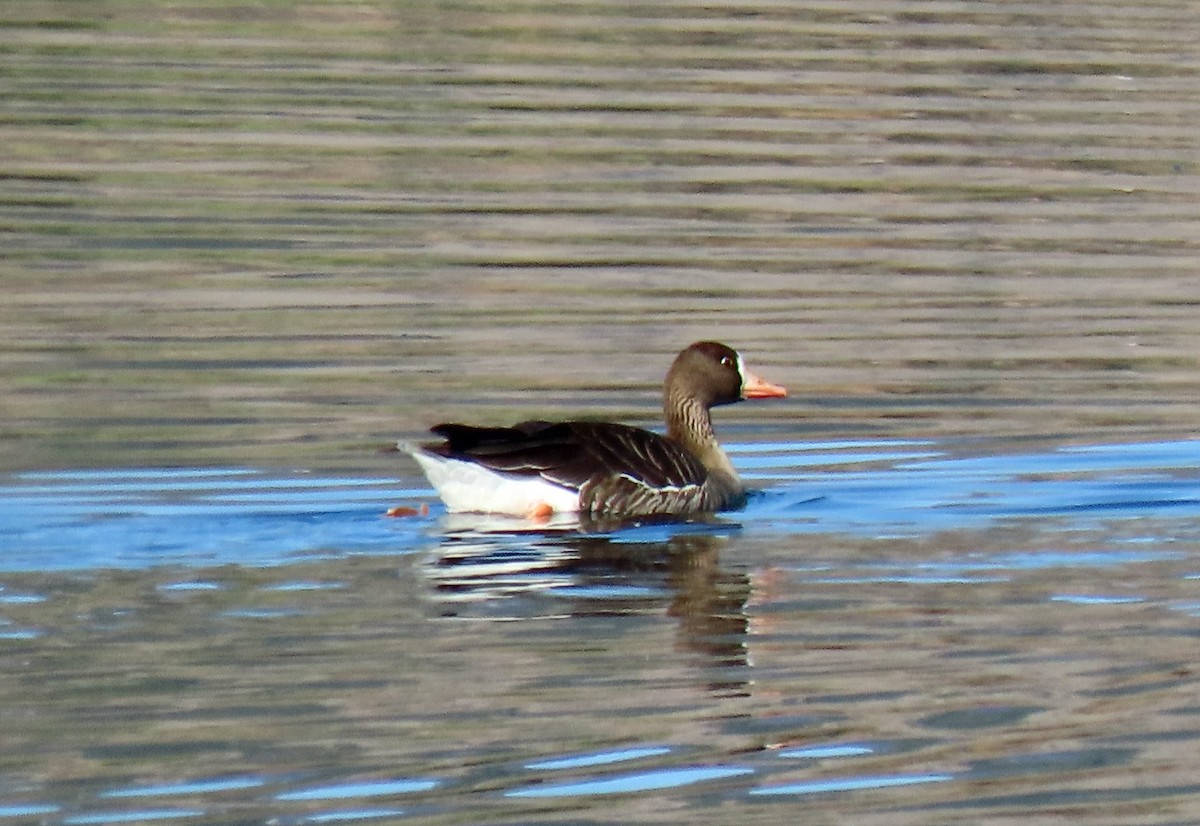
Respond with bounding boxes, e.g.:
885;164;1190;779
425;420;742;516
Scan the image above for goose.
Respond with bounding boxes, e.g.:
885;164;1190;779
401;341;786;519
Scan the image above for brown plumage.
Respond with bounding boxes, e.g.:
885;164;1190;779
403;342;787;518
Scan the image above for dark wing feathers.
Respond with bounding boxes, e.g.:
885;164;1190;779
568;422;707;489
425;420;708;493
427;421;574;471
429;421;553;454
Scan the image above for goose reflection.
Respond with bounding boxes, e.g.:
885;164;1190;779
419;519;752;692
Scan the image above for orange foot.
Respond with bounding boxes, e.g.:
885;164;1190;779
526;501;554;522
385;503;430;518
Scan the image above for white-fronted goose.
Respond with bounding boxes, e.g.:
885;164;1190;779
401;341;787;519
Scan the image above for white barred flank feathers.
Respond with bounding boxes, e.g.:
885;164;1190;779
577;471;712;516
615;472;701;497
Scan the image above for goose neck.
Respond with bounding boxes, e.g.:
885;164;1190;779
664;393;739;481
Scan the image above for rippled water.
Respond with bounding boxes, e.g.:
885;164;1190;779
3;0;1199;469
2;0;1200;823
4;437;1200;823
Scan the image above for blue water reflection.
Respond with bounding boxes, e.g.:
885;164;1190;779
2;438;1199;571
275;779;439;801
0;804;60;818
301;808;407;823
62;809;206;824
0;468;422;570
778;743;875;759
102;777;265;798
527;746;673;771
506;765;754;797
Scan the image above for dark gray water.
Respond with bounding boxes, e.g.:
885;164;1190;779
3;0;1199;470
2;0;1200;823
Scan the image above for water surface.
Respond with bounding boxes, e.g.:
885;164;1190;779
2;0;1198;469
1;0;1199;823
3;437;1200;823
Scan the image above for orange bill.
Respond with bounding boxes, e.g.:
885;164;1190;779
742;370;788;399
